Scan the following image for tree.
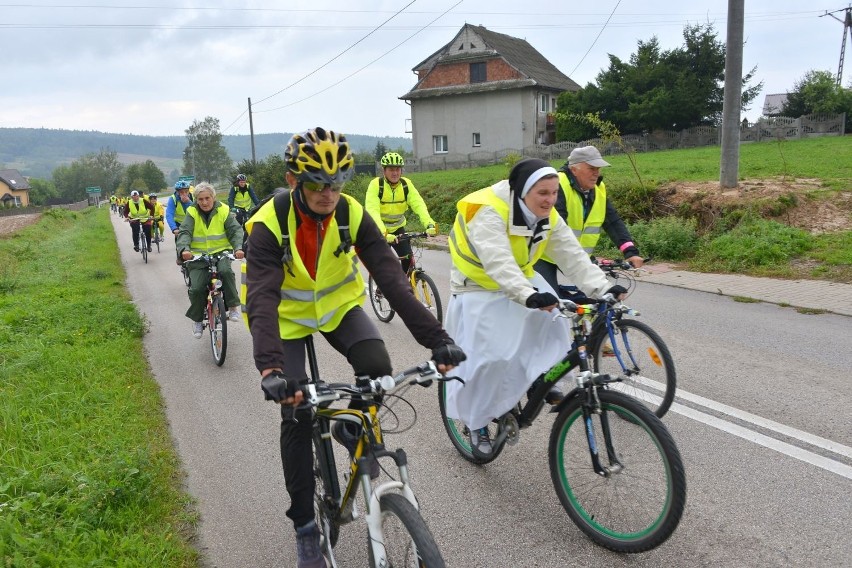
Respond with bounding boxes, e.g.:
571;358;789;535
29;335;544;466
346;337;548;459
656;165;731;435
556;23;762;141
373;141;388;162
52;148;124;202
27;178;59;206
783;70;852;130
249;154;288;200
183;117;232;184
124;160;167;195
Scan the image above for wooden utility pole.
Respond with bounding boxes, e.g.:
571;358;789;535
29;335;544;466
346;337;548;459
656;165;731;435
248;98;257;165
720;0;744;189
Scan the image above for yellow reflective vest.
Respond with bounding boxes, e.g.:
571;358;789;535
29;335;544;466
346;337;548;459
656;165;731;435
169;194;190;225
559;171;607;255
241;193;366;339
449;186;559;290
127;199;149;221
365;176;433;234
187;203;232;254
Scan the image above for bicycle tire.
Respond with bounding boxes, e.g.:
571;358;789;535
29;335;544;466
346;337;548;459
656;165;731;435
367;274;395;323
367;493;445;568
437;382;506;464
313;424;341;551
549;389;686;553
209;295;227;366
412;271;443;323
154;228;160;253
140;232;148;264
590;318;676;418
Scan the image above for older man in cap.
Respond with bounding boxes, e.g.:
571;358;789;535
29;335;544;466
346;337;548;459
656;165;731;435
534;145;643;292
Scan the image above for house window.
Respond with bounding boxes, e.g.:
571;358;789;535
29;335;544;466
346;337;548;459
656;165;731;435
433;135;448;154
472;132;481;147
540;94;550;113
470;62;486;83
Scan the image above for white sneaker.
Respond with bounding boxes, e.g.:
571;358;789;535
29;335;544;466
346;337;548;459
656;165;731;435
192;321;204;338
228;308;241;322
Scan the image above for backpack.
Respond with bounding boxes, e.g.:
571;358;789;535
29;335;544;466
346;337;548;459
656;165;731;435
378;177;409;202
243;189;352;265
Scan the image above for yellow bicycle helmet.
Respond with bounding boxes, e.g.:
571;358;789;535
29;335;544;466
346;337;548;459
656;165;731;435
285;127;355;185
380;152;405;167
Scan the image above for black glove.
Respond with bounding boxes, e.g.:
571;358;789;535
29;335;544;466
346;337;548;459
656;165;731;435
605;284;628;300
261;372;299;402
432;342;467;367
525;292;559;309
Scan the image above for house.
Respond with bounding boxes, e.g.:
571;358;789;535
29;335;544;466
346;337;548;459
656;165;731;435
0;169;31;207
400;24;579;165
762;93;789;117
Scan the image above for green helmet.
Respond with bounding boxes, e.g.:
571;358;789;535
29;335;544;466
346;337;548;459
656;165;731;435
380;152;405;167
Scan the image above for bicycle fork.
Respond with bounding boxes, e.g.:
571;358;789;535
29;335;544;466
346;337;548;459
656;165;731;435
582;387;624;477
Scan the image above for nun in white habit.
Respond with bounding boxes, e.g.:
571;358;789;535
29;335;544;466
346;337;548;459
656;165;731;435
443;158;623;455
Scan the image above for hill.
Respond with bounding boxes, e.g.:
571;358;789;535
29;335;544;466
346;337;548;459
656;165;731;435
0;127;412;179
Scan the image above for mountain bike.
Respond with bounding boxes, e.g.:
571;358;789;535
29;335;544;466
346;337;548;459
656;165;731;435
558;259;676;418
368;232;443;323
302;335;450;567
438;296;686;553
126;217;152;263
184;252;236;366
151;219;163;254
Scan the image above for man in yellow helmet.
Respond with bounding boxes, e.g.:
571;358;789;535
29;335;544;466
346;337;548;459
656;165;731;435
242;127;466;568
364;151;437;273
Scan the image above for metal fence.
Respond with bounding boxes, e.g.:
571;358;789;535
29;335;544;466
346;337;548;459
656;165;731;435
408;113;846;172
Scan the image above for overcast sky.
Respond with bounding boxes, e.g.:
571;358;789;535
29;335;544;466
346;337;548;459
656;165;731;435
1;1;846;138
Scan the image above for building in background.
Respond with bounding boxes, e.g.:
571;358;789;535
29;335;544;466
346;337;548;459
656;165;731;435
0;169;30;207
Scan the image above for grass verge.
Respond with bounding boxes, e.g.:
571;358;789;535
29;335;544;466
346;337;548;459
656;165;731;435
0;208;198;566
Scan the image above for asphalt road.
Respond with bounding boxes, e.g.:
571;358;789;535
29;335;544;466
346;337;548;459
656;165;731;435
110;213;852;568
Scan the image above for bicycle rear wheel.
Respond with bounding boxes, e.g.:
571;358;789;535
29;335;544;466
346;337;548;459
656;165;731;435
368;493;445;568
209;295;227;366
591;319;676;417
549;390;686;552
368;274;395;323
154;228;160;253
437;382;505;465
412;271;443;323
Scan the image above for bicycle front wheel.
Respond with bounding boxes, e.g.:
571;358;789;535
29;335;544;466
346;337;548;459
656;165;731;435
154;229;160;253
209;295;227;366
412;271;443;323
368;274;395;323
437;382;505;465
591;319;676;418
141;237;148;263
368;493;445;568
549;390;686;553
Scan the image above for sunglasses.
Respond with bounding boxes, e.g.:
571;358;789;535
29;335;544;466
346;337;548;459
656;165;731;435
300;181;343;192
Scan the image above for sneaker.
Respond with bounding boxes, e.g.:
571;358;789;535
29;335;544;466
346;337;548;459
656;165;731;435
294;521;327;568
469;427;493;458
134;247;139;252
228;308;241;322
332;422;380;479
147;247;152;252
192;321;204;339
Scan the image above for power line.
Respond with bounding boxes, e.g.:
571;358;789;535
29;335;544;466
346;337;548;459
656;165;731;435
568;0;623;77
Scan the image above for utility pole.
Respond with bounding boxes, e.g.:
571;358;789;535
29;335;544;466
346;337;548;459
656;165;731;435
248;97;257;165
821;7;852;86
720;0;744;189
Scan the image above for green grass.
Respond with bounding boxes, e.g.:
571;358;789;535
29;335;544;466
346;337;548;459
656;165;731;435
0;209;198;566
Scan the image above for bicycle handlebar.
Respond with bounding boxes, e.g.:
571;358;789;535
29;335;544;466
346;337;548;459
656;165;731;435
394;232;429;243
304;360;444;406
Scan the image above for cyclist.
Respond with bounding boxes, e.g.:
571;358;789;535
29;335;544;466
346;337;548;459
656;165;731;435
148;194;166;243
166;181;194;262
123;190;154;252
227;173;260;226
242;128;466;568
109;194;117;213
444;158;626;457
364;152;437;273
176;182;244;338
534;146;643;292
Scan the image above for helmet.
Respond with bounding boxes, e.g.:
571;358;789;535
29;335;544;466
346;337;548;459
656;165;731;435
380;152;405;167
175;180;189;190
236;174;247;182
285;127;354;185
130;190;140;197
149;193;157;199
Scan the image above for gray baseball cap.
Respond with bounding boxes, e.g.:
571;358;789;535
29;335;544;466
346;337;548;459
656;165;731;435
567;146;610;168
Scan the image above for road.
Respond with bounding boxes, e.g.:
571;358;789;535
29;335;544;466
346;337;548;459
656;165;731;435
110;213;852;567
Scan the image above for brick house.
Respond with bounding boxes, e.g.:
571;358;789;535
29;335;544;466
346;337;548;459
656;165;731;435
400;24;579;166
0;169;30;207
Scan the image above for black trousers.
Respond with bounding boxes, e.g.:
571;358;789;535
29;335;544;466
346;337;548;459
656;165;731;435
277;307;392;529
390;227;413;273
130;221;152;250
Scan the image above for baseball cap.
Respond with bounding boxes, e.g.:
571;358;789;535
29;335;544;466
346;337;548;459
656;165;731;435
567;146;610;168
130;190;140;197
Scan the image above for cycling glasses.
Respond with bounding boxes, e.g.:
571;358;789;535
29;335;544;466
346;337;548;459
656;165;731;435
300;181;344;192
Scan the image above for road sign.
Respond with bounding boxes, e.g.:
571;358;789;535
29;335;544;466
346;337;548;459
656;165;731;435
178;175;195;183
86;186;101;194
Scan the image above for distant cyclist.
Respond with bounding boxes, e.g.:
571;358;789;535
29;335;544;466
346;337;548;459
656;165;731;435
123;190;154;253
227;173;259;227
364;152;437;273
148;194;165;242
166;181;194;264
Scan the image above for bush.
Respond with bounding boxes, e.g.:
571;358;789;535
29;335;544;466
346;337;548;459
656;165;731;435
628;217;699;261
692;218;812;271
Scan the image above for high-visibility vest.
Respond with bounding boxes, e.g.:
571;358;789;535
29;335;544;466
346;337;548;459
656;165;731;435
232;186;254;209
127;200;149;221
187;203;232;254
449;186;558;290
169;193;191;225
559;172;607;255
241;192;365;339
375;177;410;231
